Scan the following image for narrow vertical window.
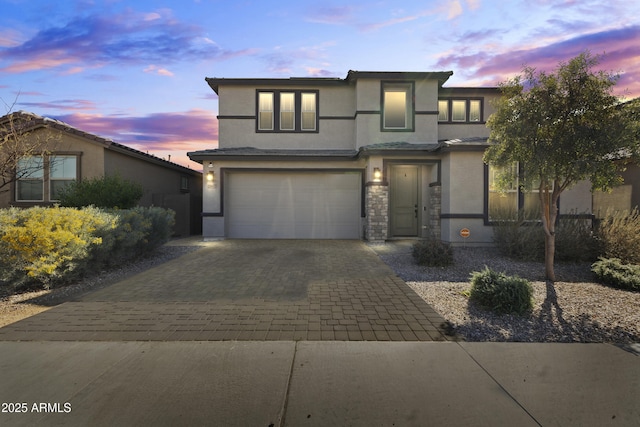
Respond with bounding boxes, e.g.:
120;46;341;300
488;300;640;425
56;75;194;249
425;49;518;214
488;163;518;220
469;100;481;122
452;100;466;122
301;93;316;131
16;156;44;201
279;92;295;130
382;82;413;130
438;99;449;121
258;92;274;130
49;155;77;200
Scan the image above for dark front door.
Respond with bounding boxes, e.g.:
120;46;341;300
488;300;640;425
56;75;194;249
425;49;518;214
390;165;419;236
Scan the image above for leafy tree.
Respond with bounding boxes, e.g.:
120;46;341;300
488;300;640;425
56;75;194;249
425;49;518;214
0;106;60;194
57;174;144;209
484;52;639;281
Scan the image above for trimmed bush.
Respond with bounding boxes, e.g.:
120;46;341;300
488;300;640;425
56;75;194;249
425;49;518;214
469;267;534;315
58;174;144;209
491;208;598;262
0;206;175;291
412;236;454;267
0;206;116;289
596;208;640;265
591;257;640;292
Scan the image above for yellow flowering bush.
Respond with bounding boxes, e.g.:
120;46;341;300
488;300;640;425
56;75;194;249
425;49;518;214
0;206;116;289
0;206;175;291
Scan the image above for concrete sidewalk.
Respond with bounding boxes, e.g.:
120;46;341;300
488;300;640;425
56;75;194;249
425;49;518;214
0;341;638;426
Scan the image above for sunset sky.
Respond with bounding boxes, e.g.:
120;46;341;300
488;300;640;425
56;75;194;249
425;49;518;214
1;0;638;168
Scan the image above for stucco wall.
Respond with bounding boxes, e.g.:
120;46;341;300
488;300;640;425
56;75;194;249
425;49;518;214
1;127;105;207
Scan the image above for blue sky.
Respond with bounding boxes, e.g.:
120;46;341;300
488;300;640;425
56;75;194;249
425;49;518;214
1;0;639;168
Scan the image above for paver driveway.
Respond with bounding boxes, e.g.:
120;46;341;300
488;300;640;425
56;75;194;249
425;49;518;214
0;240;453;341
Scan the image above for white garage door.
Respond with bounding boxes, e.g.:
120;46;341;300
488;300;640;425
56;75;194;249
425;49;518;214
226;171;362;239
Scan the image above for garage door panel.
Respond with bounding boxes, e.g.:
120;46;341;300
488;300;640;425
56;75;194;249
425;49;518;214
226;172;361;239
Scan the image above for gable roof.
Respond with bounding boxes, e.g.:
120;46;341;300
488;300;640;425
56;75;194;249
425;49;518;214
1;111;200;175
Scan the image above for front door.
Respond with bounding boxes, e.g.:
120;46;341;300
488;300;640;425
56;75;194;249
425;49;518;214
390;165;419;236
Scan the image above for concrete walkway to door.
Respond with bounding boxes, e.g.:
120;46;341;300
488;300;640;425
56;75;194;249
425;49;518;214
0;240;454;342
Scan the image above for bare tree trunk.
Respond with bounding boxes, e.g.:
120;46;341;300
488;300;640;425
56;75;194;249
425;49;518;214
544;232;556;281
540;183;559;281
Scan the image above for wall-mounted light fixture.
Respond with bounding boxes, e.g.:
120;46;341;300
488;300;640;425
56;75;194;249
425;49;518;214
206;171;215;182
373;167;382;181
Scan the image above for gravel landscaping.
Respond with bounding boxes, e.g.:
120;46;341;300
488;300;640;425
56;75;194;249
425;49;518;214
371;242;640;345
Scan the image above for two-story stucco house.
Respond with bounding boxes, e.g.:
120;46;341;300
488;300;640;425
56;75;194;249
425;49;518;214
188;71;593;243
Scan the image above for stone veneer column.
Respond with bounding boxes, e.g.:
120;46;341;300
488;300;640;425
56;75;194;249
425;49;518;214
365;183;389;242
429;184;442;239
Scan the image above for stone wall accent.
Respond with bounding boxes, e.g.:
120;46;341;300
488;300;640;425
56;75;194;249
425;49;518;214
429;184;442;239
365;183;389;242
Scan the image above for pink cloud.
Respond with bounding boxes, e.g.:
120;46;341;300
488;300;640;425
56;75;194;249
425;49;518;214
438;25;640;98
52;109;219;168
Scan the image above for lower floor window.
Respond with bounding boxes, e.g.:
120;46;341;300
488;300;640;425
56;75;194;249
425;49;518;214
487;163;540;221
16;154;78;202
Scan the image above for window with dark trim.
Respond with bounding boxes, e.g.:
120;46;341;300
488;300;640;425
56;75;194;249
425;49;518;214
486;163;541;222
438;98;484;123
382;81;414;131
256;90;318;132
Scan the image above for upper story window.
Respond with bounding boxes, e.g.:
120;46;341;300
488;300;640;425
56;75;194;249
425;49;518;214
16;154;78;202
257;90;318;132
439;98;483;123
258;92;274;131
382;82;414;131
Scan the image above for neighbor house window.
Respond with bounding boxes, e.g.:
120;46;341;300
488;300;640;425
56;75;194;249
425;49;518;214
257;90;318;132
487;162;540;221
438;99;449;121
16;156;44;201
258;92;274;131
382;82;414;131
49;155;77;201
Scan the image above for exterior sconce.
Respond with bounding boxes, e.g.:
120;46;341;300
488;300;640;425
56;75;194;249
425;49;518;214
373;167;382;181
206;171;214;182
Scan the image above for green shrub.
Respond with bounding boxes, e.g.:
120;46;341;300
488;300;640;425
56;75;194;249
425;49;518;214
555;215;599;262
491;208;598;262
0;206;116;289
0;206;174;291
591;257;640;292
595;208;640;264
469;267;534;315
412;236;454;267
491;209;544;261
58;174;144;209
91;206;175;267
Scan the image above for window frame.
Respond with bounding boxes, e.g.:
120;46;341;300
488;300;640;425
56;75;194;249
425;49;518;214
381;81;415;132
49;155;78;202
485;162;542;224
15;153;80;203
256;90;319;133
15;155;45;202
438;98;484;123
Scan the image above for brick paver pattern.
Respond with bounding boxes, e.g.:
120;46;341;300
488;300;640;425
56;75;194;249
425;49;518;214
0;240;454;341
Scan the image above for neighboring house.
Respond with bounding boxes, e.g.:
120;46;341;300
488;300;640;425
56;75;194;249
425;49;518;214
187;71;594;243
1;111;202;236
